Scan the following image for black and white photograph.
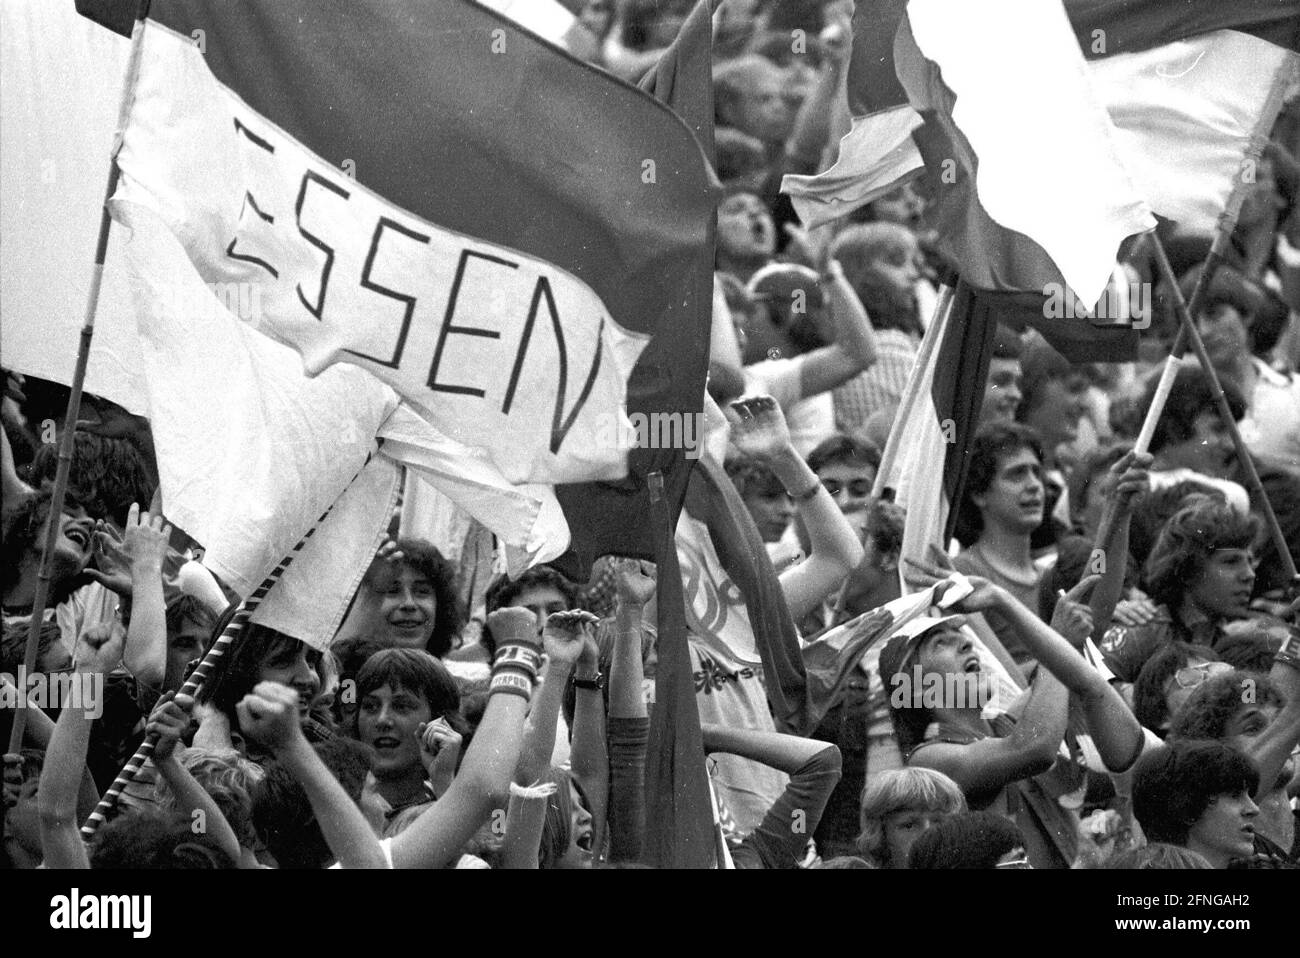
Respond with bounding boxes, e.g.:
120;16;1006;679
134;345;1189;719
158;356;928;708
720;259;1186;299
1;0;1297;942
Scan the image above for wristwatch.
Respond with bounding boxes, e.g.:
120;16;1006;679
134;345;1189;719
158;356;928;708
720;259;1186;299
573;671;605;691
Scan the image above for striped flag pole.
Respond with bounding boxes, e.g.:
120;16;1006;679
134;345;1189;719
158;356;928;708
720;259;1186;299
79;473;358;840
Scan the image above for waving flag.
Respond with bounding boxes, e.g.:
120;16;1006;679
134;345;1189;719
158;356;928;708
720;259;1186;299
52;0;717;582
782;0;923;231
785;0;1298;319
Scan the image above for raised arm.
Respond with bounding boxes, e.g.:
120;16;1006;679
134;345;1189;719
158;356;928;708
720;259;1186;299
1086;452;1152;640
1248;620;1300;800
149;691;240;865
121;503;172;690
702;724;843;869
730;396;863;623
995;582;1143;772
388;608;536;869
605;560;655;863
39;623;125;869
514;610;596;786
909;665;1070;797
568;616;609;853
793;260;880;398
238;681;387;869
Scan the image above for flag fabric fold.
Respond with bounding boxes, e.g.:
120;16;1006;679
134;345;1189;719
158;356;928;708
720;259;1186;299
78;0;718;580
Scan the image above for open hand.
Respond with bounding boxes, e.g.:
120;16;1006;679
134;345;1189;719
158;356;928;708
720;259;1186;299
728;395;792;462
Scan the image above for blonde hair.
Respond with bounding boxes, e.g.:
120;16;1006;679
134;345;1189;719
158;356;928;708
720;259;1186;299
856;768;966;866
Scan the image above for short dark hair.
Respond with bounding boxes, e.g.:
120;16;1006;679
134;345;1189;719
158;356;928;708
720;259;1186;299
1132;643;1220;736
1142;499;1260;610
89;807;237;869
955;422;1044;546
481;565;578;659
1132;740;1259;846
164;593;218;637
355;647;460;721
906;811;1024;869
806;433;881;474
198;624;323;723
1168;669;1283;742
1144;367;1246;454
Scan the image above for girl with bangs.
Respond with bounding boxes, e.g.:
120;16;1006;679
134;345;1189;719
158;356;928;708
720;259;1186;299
856;767;967;869
352;647;468;840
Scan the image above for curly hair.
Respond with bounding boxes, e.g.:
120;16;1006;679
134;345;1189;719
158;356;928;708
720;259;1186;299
1;486;89;609
385;538;465;658
1132;739;1259;847
89;807;237;869
905;811;1023;869
1168;669;1283;742
954;422;1044;547
154;748;264;850
1128;482;1225;570
28;431;155;527
1142;499;1260;610
856;768;966;867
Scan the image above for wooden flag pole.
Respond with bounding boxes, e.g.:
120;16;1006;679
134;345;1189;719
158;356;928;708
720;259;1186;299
1146;234;1296;586
1098;55;1295;566
5;12;150;756
1085;226;1231;562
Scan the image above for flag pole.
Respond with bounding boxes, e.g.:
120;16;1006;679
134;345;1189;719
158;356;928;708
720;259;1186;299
5;12;149;757
80;474;354;839
1098;56;1296;562
1146;234;1296;587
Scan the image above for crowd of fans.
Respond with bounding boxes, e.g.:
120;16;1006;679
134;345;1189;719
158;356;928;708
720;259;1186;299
2;0;1299;871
